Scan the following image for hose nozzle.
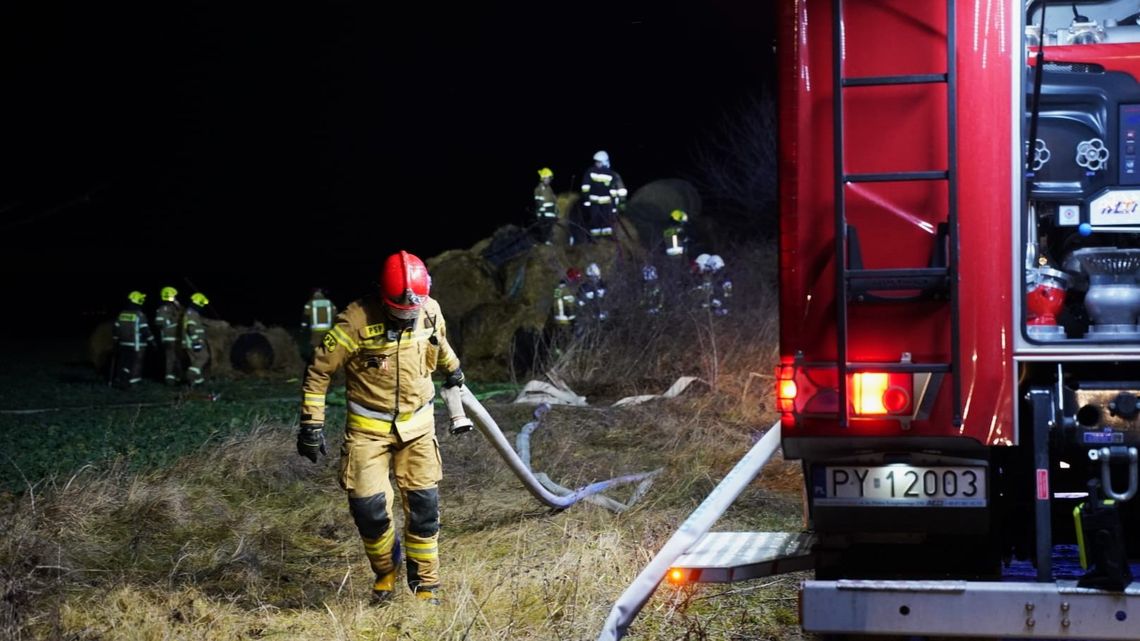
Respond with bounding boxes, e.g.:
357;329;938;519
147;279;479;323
441;384;474;435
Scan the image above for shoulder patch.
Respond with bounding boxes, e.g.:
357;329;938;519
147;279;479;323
322;332;337;352
363;323;386;338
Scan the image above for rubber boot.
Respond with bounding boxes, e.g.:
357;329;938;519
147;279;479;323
371;538;402;604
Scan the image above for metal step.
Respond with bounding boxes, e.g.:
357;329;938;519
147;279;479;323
843;170;948;183
846;267;950;295
843;73;948;87
802;579;1140;639
669;531;816;584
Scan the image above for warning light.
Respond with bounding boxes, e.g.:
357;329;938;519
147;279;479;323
668;569;685;585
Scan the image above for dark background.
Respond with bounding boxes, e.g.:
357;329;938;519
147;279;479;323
2;1;775;330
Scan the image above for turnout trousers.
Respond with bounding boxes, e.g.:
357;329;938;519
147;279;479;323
340;425;443;592
162;341;180;384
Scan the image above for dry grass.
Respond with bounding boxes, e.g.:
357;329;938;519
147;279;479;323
0;242;811;640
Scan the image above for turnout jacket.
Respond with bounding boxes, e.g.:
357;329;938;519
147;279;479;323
301;295;460;441
113;303;155;350
154;300;183;343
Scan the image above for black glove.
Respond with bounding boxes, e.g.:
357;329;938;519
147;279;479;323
297;423;327;463
444;367;465;389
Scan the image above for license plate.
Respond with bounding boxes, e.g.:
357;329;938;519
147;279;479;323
812;465;987;507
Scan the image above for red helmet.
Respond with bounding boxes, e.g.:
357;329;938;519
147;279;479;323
380;250;430;320
565;267;583;284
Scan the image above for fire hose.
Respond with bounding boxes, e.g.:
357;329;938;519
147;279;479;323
440;385;661;510
597;420;783;641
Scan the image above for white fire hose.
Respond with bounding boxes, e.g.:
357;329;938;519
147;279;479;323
596;420;783;641
441;385;660;510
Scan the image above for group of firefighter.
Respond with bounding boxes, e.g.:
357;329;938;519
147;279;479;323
110;286;211;389
550;249;733;334
534;152;733;328
532;150;629;246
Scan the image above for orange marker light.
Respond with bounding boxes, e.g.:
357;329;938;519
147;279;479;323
668;569;685;584
776;365;797;414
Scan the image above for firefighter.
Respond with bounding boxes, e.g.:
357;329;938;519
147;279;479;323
302;288;337;358
533;167;559;245
580;150;627;239
693;254;732;317
641;264;664;316
547;267;582;358
297;250;463;605
664;209;689;258
154;286;183;385
551;269;579;327
181;292;211;386
577;262;609;322
111;290;156;389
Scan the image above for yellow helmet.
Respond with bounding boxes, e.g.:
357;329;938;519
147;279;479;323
191;292;210;307
128;290;146;305
160;286;178;302
671;209;688;223
538;167;553;180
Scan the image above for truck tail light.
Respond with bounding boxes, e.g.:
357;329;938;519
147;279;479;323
851;372;912;416
777;364;797;427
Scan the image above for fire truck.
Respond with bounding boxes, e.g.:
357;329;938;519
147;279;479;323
600;1;1140;638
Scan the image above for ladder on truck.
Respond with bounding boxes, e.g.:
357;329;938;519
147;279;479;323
832;0;962;427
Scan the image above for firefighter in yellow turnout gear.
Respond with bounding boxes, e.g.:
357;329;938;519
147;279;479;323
111;290;156;389
298;250;463;605
181;292;211;386
154;286;183;385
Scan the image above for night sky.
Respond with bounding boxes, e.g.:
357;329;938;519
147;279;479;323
3;1;774;330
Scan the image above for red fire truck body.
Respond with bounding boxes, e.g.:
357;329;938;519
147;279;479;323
601;4;1140;638
779;0;1140;584
602;3;1140;639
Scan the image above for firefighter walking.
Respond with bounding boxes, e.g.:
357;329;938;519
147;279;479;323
154;286;183;385
111;290;156;389
297;250;464;605
181;292;211;386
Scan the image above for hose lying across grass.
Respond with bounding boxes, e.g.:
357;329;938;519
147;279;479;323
451;385;662;511
515;403;661;513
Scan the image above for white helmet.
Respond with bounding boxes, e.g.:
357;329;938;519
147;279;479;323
586;262;601;278
707;254;725;271
593;150;610;167
694;253;712;271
